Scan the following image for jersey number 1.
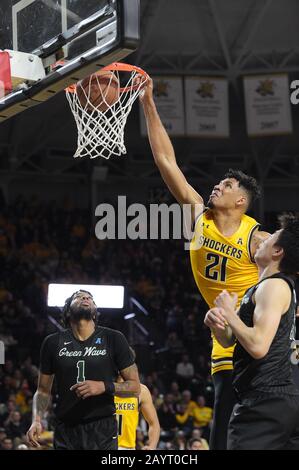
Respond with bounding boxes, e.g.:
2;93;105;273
76;360;86;383
205;253;228;282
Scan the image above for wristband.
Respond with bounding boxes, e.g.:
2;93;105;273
104;381;115;395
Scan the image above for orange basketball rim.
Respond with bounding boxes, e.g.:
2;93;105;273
66;62;148;94
65;62;149;160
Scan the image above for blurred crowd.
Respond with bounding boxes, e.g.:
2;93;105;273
0;195;228;449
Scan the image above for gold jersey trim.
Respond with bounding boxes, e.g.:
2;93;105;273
247;223;261;263
212;364;233;374
212;357;234;374
211;359;233;367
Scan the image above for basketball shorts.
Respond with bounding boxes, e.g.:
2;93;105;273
228;392;299;450
54;415;118;450
209;370;235;450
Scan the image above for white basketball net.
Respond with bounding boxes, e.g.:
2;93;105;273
66;65;148;160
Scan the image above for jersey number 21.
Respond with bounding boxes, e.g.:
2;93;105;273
205;253;228;282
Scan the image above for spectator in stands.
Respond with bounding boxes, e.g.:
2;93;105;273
169;381;182;404
0;376;13;403
0;398;18;427
175;403;194;435
181;390;197;415
15;380;32;415
165;332;185;360
192;395;213;441
149;371;166;394
195;354;210;378
12;370;24;390
193;395;213;428
1;437;13;450
3;360;14;376
157;394;177;436
173;430;187;450
0;427;7;442
176;354;195;388
166;305;183;332
149;387;164;410
21;356;39;384
188;437;209;450
5;410;27;439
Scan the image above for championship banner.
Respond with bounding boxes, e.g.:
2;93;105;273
185;77;229;137
243;74;292;136
140;76;185;136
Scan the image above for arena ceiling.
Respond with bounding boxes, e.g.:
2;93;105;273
137;0;299;76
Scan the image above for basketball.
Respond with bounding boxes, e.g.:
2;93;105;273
76;70;120;112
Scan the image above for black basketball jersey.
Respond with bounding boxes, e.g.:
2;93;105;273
40;326;134;424
233;273;299;396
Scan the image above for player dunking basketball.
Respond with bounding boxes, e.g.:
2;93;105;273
26;290;140;450
205;214;299;449
140;78;269;450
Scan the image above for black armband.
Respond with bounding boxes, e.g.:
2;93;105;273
104;381;115;395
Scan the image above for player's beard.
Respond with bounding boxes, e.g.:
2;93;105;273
69;305;96;323
206;198;214;209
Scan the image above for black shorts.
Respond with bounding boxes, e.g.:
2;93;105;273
54;415;118;450
228;392;299;450
209;370;235;450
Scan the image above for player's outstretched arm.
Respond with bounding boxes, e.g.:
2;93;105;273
26;373;54;448
140;78;204;217
139;384;160;450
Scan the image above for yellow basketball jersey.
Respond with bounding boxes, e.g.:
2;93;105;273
115;395;139;449
190;210;259;374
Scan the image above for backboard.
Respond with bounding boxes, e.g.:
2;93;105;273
0;0;140;122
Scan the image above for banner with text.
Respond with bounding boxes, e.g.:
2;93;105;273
185;77;229;137
140;76;185;136
244;74;292;136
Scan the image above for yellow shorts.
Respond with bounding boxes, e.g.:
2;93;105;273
211;336;235;375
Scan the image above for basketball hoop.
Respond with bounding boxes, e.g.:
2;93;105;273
66;62;149;160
